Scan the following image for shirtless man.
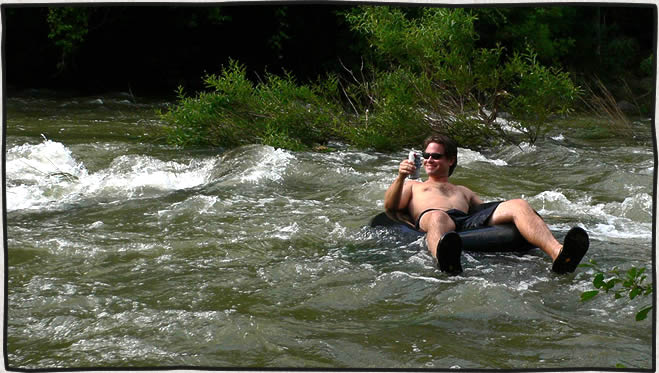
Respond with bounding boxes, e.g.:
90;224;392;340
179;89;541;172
384;134;589;275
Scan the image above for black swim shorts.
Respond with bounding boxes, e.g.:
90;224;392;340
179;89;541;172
415;201;502;232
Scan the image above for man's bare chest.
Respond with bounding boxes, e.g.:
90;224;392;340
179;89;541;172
418;183;459;198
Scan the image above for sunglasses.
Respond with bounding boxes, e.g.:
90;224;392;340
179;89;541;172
422;152;445;160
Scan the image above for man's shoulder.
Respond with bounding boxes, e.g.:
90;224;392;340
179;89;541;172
455;183;472;190
404;179;424;192
455;184;476;194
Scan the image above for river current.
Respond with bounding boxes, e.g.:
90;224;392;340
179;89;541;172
4;93;655;369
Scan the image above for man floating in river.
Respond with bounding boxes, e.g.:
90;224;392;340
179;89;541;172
384;134;589;275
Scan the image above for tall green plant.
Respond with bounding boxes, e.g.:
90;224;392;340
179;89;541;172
503;48;581;143
339;67;430;151
343;6;581;148
160;60;344;150
159;60;255;148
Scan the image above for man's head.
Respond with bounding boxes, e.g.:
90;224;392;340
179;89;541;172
422;134;458;176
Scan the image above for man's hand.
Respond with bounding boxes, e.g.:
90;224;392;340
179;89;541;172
384;159;416;216
385;159;415;213
398;159;416;179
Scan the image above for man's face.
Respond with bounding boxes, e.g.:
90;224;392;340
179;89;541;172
423;142;454;177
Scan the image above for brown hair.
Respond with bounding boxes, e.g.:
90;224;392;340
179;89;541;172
423;134;458;176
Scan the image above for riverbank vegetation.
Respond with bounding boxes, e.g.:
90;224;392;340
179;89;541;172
8;4;655;151
159;60;345;150
159;6;584;151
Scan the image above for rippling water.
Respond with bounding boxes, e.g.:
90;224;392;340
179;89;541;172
5;93;655;369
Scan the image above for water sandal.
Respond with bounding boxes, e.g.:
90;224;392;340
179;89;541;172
552;227;590;274
437;231;463;275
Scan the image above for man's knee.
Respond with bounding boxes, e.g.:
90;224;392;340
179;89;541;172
503;199;544;222
506;198;534;213
420;210;455;231
492;199;532;224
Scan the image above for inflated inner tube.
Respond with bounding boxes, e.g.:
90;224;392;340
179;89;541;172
370;211;534;253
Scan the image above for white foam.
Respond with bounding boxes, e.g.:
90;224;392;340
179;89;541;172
458;147;508;166
83;155;215;198
7;139;218;212
529;190;652;240
386;270;453;284
238;146;295;183
272;222;300;239
324;150;378;164
88;221;104;229
7;139;88;183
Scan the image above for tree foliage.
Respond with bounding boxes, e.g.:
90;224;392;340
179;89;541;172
341;6;581;149
21;5;653;150
159;6;584;151
13;5;652;103
47;7;89;72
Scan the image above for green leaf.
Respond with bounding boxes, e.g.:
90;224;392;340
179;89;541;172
581;290;599;301
604;279;619;291
636;306;652;321
593;273;605;289
627;267;637;279
629;287;641;300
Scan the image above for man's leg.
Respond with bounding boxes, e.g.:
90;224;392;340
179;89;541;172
418;210;457;258
489;199;562;260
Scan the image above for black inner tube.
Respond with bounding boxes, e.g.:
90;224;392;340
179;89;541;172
370;212;534;253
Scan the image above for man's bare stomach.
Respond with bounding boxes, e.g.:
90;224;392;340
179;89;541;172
408;185;470;221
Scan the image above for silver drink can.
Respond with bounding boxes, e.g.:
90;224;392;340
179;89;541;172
408;151;421;179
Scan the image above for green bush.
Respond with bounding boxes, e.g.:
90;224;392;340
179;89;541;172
503;48;582;142
338;68;430;151
161;6;582;152
344;6;581;149
159;61;255;147
160;60;344;150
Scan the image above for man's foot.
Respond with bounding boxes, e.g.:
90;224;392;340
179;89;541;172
437;231;463;275
552;227;589;274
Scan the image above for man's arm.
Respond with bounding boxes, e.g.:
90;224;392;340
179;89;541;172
384;160;415;214
462;186;484;209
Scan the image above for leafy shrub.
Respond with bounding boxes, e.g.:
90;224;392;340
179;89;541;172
159;61;255;147
344;6;581;149
338;68;430;151
161;6;582;152
503;48;582;142
160;60;344;150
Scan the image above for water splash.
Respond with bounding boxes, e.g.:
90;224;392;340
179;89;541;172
6;139;217;211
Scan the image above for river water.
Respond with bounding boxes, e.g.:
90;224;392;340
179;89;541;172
5;92;655;369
